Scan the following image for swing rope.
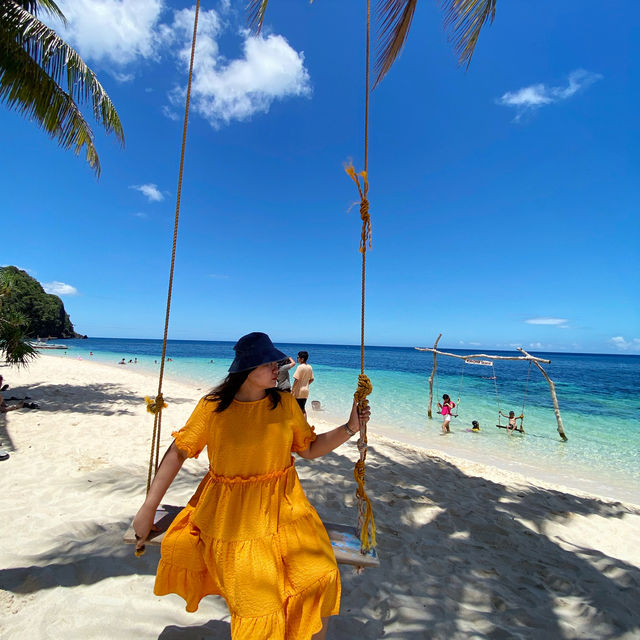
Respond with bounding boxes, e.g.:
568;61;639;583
144;0;201;494
454;360;465;416
520;360;532;428
344;0;375;554
493;363;502;425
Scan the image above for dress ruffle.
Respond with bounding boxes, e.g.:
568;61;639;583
153;462;340;637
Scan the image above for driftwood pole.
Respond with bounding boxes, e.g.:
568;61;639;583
518;348;567;441
427;333;442;418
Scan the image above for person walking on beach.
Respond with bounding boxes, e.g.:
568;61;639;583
292;350;314;415
133;332;368;640
437;394;455;434
276;356;296;392
499;409;524;434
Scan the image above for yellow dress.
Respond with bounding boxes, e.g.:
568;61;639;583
154;392;340;639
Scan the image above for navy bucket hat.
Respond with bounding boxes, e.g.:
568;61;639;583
228;332;287;373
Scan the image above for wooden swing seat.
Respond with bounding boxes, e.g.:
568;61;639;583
124;504;379;569
495;424;525;433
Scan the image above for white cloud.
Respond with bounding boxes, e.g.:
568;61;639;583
51;2;311;127
164;10;311;127
133;212;149;219
528;342;543;349
44;281;79;296
497;69;602;120
131;183;164;202
56;0;164;66
609;336;640;351
525;317;568;327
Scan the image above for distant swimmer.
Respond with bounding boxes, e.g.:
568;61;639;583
471;420;481;432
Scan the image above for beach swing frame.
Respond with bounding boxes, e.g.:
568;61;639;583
417;334;568;441
124;0;379;570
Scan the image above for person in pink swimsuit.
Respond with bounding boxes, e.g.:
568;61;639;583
437;394;456;434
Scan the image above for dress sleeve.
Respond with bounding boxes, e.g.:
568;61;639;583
289;396;318;452
171;397;211;458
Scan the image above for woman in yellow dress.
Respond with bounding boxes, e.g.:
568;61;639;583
133;332;369;640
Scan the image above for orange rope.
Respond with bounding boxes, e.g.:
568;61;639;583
343;0;376;554
145;0;201;493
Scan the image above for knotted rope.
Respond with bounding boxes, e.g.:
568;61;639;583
353;373;375;551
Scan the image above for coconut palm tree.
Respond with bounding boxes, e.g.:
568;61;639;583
248;0;497;86
0;0;124;177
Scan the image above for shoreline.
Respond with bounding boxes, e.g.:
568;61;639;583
33;352;640;506
1;354;639;638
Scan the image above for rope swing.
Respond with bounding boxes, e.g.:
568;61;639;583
344;0;376;554
144;0;201;495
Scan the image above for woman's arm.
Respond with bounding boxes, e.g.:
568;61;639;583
298;401;370;459
133;441;188;549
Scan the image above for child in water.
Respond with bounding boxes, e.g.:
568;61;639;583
499;409;524;433
437;394;456;434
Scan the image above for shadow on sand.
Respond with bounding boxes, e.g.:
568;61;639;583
1;439;638;639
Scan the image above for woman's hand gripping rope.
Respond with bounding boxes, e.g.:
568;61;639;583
353;374;376;552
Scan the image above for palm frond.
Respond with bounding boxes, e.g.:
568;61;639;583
0;33;101;174
441;0;496;69
2;1;124;146
12;0;66;23
246;0;270;34
0;312;37;367
373;0;418;88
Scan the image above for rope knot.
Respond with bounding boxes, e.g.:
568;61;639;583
354;373;373;403
145;394;167;415
345;161;372;253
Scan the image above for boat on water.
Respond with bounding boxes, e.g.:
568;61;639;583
32;341;68;350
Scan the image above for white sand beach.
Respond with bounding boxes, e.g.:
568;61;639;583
1;354;639;639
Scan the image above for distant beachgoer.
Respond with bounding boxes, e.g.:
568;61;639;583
90;352;93;356
276;356;296;392
471;420;481;432
133;331;369;639
292;351;314;415
437;394;456;434
500;410;524;434
134;358;138;364
129;359;133;363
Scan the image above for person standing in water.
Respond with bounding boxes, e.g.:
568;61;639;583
437;394;456;434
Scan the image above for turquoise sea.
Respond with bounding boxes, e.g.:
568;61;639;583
46;338;639;504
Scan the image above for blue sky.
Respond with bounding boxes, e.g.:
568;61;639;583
2;0;639;353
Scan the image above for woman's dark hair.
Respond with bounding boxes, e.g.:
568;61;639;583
205;368;281;412
297;351;309;363
442;394;450;402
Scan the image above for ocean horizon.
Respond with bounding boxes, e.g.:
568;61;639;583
42;336;640;505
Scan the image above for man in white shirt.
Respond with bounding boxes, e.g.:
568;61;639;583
292;350;314;414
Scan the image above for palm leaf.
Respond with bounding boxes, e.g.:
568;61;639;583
440;0;496;69
12;0;66;23
2;1;124;144
246;0;270;34
0;32;101;173
373;0;418;88
0;311;37;367
374;0;496;87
